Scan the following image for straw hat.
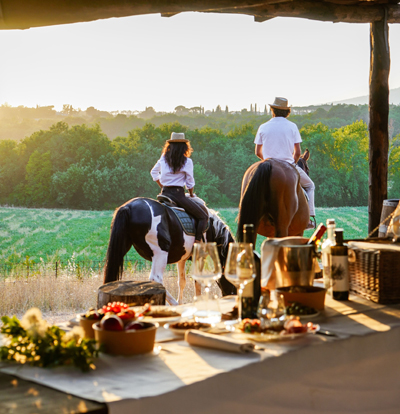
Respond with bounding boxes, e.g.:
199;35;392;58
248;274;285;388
269;97;291;111
167;132;189;143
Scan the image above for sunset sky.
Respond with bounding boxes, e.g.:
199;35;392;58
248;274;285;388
0;12;399;113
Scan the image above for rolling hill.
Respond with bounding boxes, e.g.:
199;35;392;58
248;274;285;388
331;87;400;106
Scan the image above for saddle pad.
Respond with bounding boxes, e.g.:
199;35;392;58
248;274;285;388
169;207;209;236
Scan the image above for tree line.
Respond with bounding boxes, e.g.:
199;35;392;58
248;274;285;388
0;118;399;210
1;102;400;143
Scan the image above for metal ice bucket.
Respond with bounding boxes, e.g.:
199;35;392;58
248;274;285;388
274;239;316;288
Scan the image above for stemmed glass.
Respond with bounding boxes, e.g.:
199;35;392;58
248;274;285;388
191;242;222;323
257;291;286;328
225;243;256;322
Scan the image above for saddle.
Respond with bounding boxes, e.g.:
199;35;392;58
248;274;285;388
157;194;210;237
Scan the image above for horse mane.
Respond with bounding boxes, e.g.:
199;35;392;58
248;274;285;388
191;196;234;253
208;208;235;259
236;160;272;242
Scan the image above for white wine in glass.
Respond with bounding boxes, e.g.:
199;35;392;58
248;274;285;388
191;242;222;323
225;243;256;322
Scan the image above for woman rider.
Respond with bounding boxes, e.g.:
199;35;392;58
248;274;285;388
150;132;208;243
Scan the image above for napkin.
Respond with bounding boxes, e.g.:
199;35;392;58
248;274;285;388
185;330;255;353
348;240;400;252
261;236;307;289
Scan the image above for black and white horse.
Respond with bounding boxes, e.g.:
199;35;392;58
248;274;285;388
103;197;235;305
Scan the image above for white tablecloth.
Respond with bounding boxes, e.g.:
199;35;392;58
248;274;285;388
1;295;400;414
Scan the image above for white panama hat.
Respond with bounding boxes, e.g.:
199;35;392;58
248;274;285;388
167;132;189;143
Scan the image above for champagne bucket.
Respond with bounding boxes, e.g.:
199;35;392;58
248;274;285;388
274;240;316;288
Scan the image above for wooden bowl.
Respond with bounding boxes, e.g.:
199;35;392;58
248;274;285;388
93;322;157;356
79;315;99;338
79;314;136;339
276;286;326;311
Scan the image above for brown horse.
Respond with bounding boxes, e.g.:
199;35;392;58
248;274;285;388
236;158;309;242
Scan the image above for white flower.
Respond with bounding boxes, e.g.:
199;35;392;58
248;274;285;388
62;326;84;343
21;308;43;328
20;308;49;338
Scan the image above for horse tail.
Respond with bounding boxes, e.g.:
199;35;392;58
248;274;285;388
236;160;272;242
103;206;131;284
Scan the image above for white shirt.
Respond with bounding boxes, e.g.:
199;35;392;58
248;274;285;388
254;117;302;163
150;155;195;189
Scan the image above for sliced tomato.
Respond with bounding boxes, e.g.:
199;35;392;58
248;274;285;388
117;309;136;319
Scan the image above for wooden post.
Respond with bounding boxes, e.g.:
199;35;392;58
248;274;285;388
369;14;390;236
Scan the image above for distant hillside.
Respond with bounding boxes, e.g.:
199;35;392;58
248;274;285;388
332;87;400;105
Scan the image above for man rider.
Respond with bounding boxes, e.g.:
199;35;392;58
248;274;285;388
254;97;316;229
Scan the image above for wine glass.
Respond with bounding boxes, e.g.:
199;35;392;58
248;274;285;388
225;243;256;322
257;289;271;328
257;292;286;328
191;242;222;323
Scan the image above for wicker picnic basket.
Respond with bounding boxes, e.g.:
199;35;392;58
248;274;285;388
348;239;400;304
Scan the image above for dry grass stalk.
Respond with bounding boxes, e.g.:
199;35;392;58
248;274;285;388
1;266;222;323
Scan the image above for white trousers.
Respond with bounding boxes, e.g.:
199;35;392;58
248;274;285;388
295;164;315;216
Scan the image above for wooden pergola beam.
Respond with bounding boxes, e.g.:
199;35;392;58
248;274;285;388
369;17;390;236
218;2;400;24
0;1;400;30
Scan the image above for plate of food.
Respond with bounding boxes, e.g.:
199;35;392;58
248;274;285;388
164;321;212;336
285;302;320;320
236;318;319;343
136;304;182;325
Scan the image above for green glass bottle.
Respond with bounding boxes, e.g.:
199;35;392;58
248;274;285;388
330;229;349;301
240;224;261;319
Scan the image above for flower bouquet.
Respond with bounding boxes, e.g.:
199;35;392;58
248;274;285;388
0;308;100;372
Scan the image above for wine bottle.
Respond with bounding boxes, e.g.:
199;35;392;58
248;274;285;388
330;229;349;301
241;224;261;319
321;219;336;291
307;223;327;247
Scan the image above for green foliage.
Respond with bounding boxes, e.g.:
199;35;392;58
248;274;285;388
0;140;21;203
300;121;369;207
0;310;100;372
0;109;398;209
52;162;89;207
331;121;369;205
193;164;225;205
388;133;400;198
25;150;53;206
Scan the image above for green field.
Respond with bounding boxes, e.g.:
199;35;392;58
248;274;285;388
0;206;368;268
